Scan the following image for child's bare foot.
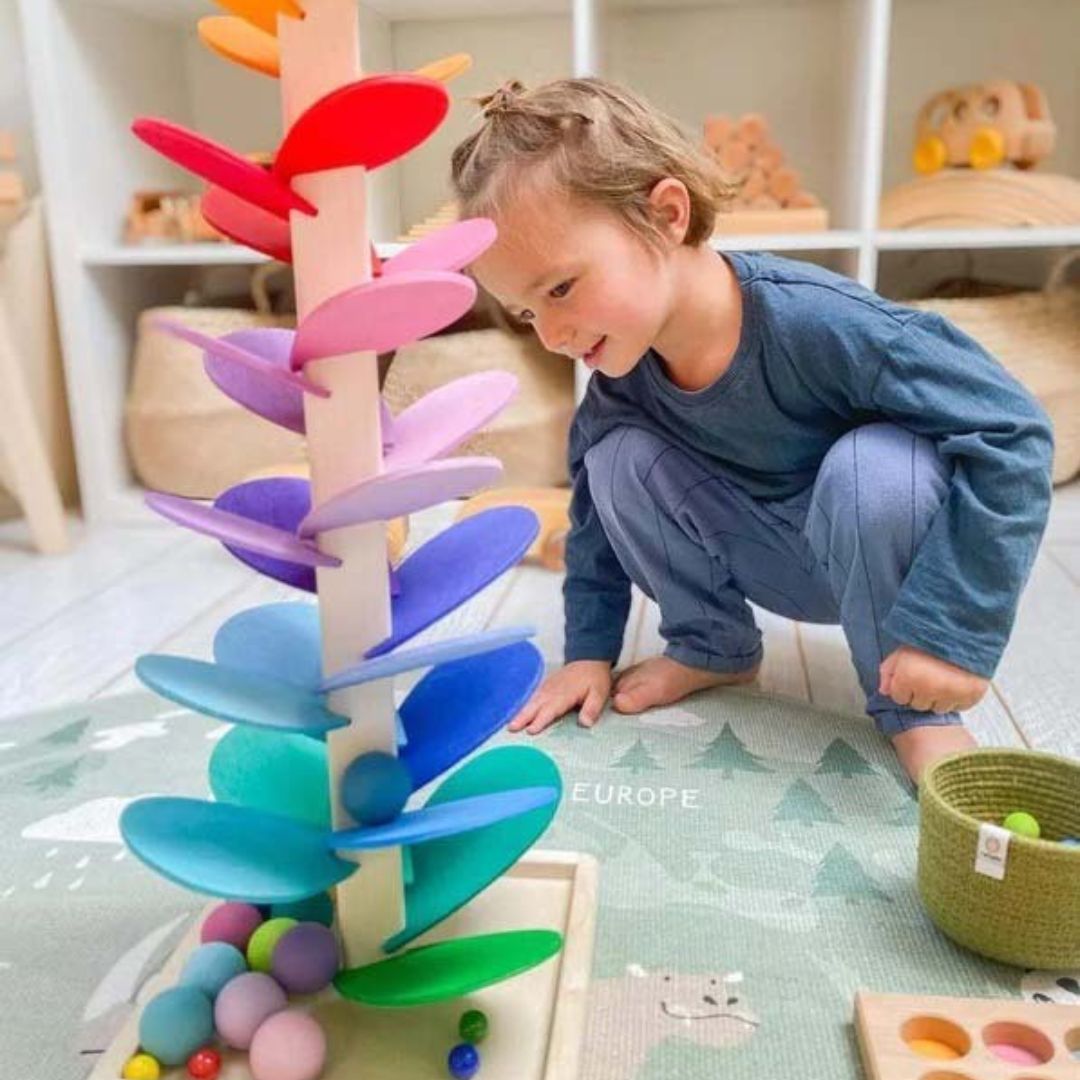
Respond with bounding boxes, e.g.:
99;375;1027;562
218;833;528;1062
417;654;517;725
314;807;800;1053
891;724;978;785
611;655;759;714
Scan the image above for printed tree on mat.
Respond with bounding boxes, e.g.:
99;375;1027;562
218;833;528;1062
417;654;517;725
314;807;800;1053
814;738;876;779
41;718;90;748
773;779;838;826
888;797;919;827
691;723;772;779
813;844;891;902
25;756;86;794
612;737;660;774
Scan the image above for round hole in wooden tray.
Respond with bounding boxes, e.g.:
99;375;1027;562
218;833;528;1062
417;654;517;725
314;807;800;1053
902;1016;972;1059
982;1021;1055;1065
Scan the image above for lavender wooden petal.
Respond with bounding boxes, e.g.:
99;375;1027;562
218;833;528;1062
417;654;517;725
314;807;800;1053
321;625;535;693
385;372;517;470
131;117;314;219
383;218;496;276
367;507;539;657
291;271;475;368
298;458;501;537
380;397;396;451
153;319;323;434
214;478;320;591
146;492;337;569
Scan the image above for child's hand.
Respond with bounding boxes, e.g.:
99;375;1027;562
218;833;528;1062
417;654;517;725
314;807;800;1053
878;645;989;714
508;660;613;735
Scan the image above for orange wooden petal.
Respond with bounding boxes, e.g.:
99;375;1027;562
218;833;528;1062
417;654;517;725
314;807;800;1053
414;53;473;84
199;17;280;78
213;0;303;38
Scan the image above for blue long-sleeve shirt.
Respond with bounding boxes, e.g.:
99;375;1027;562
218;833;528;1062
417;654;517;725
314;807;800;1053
564;250;1054;678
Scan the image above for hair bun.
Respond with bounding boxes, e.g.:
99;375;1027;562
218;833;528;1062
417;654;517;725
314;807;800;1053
476;79;527;120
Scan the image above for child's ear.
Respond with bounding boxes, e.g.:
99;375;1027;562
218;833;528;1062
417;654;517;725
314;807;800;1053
647;177;691;245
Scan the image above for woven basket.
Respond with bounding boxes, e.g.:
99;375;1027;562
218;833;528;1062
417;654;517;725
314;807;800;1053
906;250;1080;485
918;748;1080;969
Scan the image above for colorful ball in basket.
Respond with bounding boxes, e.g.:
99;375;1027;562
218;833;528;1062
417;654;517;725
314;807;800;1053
918;748;1080;968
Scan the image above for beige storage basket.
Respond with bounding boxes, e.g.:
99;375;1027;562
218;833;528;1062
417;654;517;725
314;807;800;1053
383;327;575;488
906;250;1080;485
125;293;303;499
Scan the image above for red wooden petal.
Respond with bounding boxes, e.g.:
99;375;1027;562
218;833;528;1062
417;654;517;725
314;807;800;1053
274;74;448;180
202;185;294;262
133;118;315;220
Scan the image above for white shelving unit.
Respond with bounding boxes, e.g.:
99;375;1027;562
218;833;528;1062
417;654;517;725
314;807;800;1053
15;0;1080;523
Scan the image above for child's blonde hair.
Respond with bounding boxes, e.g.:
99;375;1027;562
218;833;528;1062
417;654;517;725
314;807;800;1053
450;77;735;250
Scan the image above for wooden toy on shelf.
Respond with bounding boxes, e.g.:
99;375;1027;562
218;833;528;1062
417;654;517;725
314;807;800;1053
702;112;828;234
855;990;1080;1079
457;487;571;571
912;80;1056;174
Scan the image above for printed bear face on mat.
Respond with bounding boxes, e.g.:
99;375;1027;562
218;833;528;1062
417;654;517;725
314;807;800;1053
1021;970;1080;1004
584;963;759;1078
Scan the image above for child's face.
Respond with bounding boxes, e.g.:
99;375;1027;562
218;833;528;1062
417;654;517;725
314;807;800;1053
470;184;676;379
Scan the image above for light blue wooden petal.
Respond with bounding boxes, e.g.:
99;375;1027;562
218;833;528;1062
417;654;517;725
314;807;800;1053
321;625;535;692
330;787;557;851
213;601;322;690
121;797;353;903
384;746;561;952
136;655;346;735
209;726;331;829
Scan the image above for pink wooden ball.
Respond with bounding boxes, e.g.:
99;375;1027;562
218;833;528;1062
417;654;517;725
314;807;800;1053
200;902;264;952
249;1010;327;1080
213;972;286;1050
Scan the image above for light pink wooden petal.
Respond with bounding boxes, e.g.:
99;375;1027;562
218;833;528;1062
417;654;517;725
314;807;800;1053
146;492;340;567
132;118;315;220
383;218;496;276
298;458;502;537
202;185;293;262
291;271;475;369
386;372;518;471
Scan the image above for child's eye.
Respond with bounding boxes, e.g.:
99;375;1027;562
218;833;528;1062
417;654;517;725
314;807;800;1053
550;280;573;299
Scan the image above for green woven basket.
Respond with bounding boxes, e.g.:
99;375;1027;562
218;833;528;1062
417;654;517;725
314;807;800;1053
918;748;1080;969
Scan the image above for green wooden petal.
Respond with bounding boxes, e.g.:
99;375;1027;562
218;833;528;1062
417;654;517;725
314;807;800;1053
209;725;330;828
384;746;561;952
335;929;562;1006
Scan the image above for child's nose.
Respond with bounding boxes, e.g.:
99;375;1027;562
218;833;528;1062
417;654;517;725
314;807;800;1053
534;313;570;355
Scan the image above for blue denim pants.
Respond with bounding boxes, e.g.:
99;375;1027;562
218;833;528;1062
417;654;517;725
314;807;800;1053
583;422;963;736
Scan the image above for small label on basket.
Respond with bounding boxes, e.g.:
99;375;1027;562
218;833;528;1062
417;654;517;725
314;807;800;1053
975;823;1011;880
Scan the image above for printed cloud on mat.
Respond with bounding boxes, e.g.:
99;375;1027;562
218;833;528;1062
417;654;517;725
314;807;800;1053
22;796;156;845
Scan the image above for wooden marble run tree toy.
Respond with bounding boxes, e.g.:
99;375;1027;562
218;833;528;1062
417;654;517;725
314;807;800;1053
106;2;594;1077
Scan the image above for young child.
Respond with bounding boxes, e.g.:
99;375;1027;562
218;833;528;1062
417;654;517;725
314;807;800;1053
450;78;1054;783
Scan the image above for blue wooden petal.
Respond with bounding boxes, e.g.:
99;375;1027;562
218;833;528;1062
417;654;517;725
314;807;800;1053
330;787;557;850
136;655;347;735
322;625;535;692
399;641;543;789
213;601;322;690
121;797;353;903
368;507;538;657
385;746;561;952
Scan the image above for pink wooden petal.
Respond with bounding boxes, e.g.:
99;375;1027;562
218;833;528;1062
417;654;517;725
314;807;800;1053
146;492;340;567
385;372;518;471
274;74;448;180
383;218;497;277
202;185;293;261
298;458;502;537
132;118;315;219
291;271;475;369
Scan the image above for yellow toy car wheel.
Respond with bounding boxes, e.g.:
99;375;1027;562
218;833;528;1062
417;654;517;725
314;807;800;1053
969;127;1005;169
913;135;947;175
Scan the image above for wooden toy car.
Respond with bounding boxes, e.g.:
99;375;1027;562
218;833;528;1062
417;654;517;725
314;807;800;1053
913;80;1056;174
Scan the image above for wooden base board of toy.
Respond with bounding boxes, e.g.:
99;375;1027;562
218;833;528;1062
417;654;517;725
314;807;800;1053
855;990;1080;1079
880;168;1080;229
457;487;571;571
90;851;597;1080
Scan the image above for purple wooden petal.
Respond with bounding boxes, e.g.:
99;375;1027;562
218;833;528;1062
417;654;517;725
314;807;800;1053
214;478;320;590
386;372;518;471
291;271;476;368
383;218;497;276
146;491;338;568
367;507;539;657
153;318;324;434
298;458;501;537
